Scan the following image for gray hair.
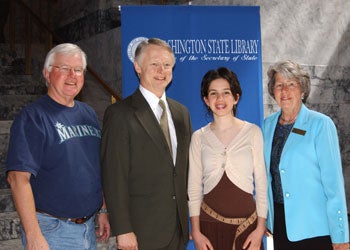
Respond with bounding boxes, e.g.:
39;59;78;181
267;60;310;102
43;43;87;73
134;38;175;66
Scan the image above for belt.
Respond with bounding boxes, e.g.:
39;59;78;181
201;201;257;250
36;209;94;224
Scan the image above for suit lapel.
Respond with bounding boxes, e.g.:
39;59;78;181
132;90;173;163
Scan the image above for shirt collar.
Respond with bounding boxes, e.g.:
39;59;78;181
139;85;167;111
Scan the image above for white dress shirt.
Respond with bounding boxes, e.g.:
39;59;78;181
139;85;177;164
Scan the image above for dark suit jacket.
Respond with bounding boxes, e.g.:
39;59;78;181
101;89;192;249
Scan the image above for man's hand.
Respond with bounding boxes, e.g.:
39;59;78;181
96;213;110;243
25;228;50;250
117;232;138;250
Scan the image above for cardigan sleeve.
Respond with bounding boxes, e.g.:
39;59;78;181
252;126;268;218
188;130;204;217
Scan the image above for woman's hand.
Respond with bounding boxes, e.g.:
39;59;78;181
242;228;264;250
191;230;214;250
243;217;266;250
332;242;349;250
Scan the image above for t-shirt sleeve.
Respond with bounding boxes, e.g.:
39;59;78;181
6;108;45;176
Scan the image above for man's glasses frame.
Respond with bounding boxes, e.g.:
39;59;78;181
50;65;85;76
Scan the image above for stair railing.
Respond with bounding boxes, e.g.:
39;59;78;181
8;0;122;102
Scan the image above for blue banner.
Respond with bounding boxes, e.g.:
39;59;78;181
121;5;263;130
121;5;264;249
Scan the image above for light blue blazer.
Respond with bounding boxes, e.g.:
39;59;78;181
263;104;349;243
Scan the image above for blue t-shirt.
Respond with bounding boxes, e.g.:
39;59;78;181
6;95;103;218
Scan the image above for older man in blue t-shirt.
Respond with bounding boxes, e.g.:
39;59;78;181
6;43;110;249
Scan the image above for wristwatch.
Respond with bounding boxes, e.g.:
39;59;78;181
98;208;108;214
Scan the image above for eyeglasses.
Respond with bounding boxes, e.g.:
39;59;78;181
274;82;299;91
50;65;84;76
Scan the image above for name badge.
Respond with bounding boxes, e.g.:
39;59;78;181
292;128;306;136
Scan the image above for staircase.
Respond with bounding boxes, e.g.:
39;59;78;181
0;44;46;248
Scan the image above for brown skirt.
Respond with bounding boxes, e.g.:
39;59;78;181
200;173;263;250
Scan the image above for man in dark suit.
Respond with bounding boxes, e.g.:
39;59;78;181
101;38;192;250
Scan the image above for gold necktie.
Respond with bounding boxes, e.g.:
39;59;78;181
159;100;172;157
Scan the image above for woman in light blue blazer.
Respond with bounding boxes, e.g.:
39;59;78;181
262;60;349;250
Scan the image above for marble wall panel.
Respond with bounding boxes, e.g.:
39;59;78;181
78;29;122;93
0;212;21;241
0;189;15;213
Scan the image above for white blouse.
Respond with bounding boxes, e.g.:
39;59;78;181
188;121;268;218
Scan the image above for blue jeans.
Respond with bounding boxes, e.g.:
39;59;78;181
21;212;97;250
